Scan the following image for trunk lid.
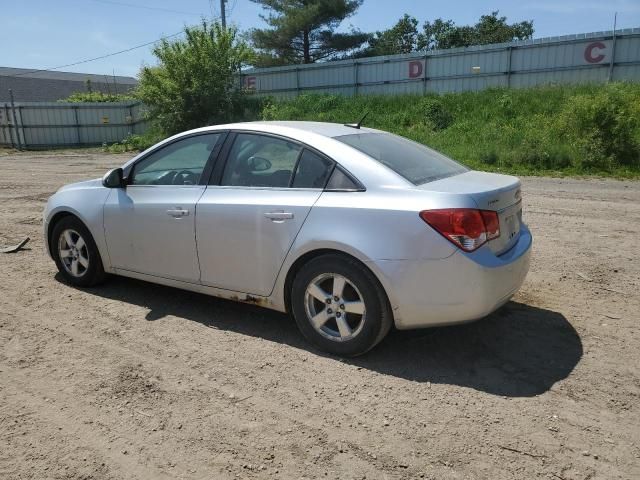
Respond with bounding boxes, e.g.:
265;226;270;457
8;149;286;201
417;171;523;255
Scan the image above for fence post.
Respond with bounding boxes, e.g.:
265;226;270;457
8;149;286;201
354;61;359;96
18;105;25;148
9;89;22;151
506;46;513;88
608;14;618;82
423;54;428;94
128;104;134;135
2;103;12;148
295;66;300;97
73;106;81;145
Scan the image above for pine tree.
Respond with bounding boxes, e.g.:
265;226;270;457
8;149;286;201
250;0;369;66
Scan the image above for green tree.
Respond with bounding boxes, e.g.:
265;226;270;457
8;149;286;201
250;0;368;66
136;21;253;135
474;11;533;44
418;11;533;51
363;14;418;56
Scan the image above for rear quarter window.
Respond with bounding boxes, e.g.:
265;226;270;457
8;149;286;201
335;132;467;185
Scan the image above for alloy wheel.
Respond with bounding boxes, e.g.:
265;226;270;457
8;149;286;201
304;273;366;342
58;229;89;277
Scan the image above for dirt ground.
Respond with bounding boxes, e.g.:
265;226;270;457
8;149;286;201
0;149;638;480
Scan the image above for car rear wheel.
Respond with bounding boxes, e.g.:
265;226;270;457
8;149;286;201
291;254;392;356
52;216;105;287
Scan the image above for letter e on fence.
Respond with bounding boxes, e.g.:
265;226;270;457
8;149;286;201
244;76;257;89
584;42;606;63
408;61;423;78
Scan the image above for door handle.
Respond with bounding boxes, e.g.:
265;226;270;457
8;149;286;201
167;208;189;218
264;211;294;221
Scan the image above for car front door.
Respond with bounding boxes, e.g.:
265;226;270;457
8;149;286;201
196;132;335;296
104;132;224;283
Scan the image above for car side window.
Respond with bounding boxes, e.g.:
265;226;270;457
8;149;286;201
130;133;221;186
325;167;364;191
291;149;334;188
221;133;302;188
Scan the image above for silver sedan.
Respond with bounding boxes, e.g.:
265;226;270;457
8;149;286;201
44;121;532;356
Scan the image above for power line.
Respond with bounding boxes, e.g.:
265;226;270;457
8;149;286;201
7;31;185;78
89;0;204;16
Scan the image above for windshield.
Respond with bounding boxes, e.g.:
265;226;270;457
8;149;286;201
335;132;468;185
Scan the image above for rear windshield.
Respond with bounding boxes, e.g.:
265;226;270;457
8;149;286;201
335;132;467;185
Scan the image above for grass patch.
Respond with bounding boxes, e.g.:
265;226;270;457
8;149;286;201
260;83;640;178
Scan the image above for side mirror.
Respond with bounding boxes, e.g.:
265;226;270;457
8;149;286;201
248;156;272;172
102;168;125;188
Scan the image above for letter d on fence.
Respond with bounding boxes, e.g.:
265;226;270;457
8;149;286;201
408;61;423;78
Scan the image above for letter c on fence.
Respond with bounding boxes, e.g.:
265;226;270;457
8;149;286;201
584;42;606;63
408;61;423;78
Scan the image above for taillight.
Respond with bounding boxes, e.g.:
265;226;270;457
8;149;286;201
419;208;500;252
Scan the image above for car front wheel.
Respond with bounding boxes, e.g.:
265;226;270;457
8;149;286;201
291;254;392;356
51;216;105;287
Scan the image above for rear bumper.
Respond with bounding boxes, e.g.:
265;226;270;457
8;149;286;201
372;224;532;329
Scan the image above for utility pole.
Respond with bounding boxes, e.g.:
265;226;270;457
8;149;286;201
220;0;227;28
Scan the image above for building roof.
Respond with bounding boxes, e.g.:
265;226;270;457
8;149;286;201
0;67;138;84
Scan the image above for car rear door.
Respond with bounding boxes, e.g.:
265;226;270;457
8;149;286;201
103;132;224;283
195;132;334;296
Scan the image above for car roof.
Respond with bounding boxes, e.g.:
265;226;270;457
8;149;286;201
202;120;380;139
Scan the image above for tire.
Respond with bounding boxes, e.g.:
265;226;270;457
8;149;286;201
291;254;393;357
51;216;106;287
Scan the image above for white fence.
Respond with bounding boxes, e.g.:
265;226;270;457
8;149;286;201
241;28;640;98
2;29;639;149
0;101;146;149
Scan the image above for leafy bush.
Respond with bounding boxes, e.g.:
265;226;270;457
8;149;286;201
136;21;254;136
557;86;640;170
480;150;499;165
60;91;136;103
104;129;163;153
420;97;453;130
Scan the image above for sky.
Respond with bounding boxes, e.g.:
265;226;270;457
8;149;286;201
2;0;639;78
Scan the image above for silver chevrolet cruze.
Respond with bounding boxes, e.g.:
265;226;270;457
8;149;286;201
44;121;531;356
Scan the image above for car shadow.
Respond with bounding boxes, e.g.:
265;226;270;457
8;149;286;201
64;274;582;397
